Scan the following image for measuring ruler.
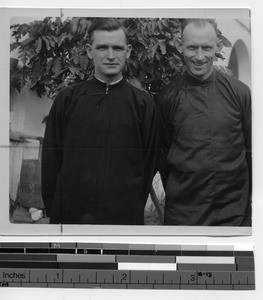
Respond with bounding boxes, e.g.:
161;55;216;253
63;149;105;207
0;242;255;290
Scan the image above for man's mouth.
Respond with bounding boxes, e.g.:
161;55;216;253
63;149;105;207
192;61;206;67
104;63;119;66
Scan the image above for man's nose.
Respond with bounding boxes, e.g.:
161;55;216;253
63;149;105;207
106;48;115;59
195;48;205;60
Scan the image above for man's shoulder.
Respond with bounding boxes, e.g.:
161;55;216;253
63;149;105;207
215;70;250;94
158;75;185;100
52;80;92;113
54;80;93;106
58;80;91;97
125;79;153;101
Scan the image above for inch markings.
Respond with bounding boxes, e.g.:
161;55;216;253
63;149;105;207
0;243;255;290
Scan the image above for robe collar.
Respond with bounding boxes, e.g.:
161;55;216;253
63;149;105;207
185;69;216;86
92;76;125;92
94;76;124;86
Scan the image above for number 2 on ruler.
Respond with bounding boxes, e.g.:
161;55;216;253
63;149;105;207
122;273;127;281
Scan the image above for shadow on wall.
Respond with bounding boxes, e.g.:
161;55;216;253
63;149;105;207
229;39;251;87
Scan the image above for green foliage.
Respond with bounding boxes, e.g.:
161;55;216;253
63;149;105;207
10;17;231;98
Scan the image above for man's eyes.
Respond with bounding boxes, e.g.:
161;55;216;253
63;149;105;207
188;46;197;50
95;46;125;51
97;46;107;50
114;46;125;51
187;46;213;51
203;46;213;50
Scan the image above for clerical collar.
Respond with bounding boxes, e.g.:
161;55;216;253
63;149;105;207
95;76;123;86
185;69;215;85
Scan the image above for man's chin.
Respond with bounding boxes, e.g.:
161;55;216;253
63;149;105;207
99;72;122;83
190;71;205;78
104;70;120;77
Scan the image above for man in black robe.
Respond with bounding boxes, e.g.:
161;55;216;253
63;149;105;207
41;18;159;224
157;19;251;226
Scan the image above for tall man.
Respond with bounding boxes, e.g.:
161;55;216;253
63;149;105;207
41;18;159;224
157;19;251;226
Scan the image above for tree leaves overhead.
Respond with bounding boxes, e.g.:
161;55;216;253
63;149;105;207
10;17;230;98
10;17;93;97
123;18;186;93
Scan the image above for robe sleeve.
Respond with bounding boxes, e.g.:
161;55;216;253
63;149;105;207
155;89;173;187
241;85;252;194
41;92;65;217
141;95;161;200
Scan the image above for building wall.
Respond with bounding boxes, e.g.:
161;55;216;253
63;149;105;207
216;19;251;87
9;88;53;201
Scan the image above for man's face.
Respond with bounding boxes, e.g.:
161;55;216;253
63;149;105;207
181;23;222;81
87;28;131;83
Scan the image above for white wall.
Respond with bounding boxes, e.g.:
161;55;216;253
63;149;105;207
10;87;53;201
216;19;251;87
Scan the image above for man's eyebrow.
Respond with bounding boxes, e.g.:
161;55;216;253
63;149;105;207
186;42;213;46
95;43;126;48
113;45;125;49
186;43;198;47
95;43;108;48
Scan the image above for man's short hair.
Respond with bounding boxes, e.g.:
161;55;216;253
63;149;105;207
181;18;219;38
88;18;129;44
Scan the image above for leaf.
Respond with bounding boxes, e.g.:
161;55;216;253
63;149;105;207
52;36;59;44
70;18;80;34
30;61;42;87
151;19;157;32
10;42;20;52
47;35;55;48
149;42;158;59
220;35;232;48
161;18;169;28
58;33;67;46
42;36;50;50
18;51;28;65
159;40;167;55
46;59;53;74
55;17;62;26
52;58;61;75
138;51;144;62
72;54;79;65
69;65;79;74
20;37;34;47
215;52;225;60
79;18;89;34
35;37;42;53
79;55;89;70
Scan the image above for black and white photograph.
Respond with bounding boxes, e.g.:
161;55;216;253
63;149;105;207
7;9;252;234
2;1;263;299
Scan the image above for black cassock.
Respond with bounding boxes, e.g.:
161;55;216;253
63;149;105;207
41;77;159;224
157;70;251;226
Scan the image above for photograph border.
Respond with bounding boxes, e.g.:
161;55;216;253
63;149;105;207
2;7;252;236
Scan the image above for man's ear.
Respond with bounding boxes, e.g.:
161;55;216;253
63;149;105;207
175;39;183;54
126;44;132;59
87;44;92;59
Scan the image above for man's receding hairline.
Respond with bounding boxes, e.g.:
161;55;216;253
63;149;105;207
182;19;219;40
